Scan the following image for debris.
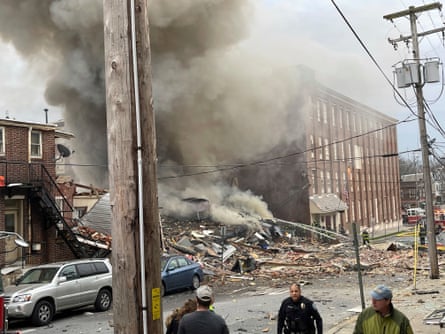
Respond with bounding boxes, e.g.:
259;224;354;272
74;208;445;295
413;289;440;295
424;309;445;326
158;218;438;291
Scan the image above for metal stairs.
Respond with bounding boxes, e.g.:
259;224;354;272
29;166;111;259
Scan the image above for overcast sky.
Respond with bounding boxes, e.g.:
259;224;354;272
1;0;445;160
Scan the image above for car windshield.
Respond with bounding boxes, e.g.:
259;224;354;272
19;268;59;284
161;257;168;271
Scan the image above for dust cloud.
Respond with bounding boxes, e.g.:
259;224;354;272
0;0;308;223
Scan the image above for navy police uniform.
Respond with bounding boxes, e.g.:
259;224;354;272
278;296;322;334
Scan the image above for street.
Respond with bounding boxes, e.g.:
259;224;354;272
5;227;422;334
6;272;408;333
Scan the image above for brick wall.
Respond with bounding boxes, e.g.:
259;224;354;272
0;122;77;266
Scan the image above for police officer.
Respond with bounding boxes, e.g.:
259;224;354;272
278;283;323;334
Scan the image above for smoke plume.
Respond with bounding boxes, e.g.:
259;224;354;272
0;0;308;224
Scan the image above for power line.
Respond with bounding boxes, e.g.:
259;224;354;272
330;0;419;118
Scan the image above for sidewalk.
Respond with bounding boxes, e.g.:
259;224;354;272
328;222;445;334
328;275;445;333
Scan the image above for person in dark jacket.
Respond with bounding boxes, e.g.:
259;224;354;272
278;283;323;334
165;298;197;334
178;285;229;334
353;284;413;334
419;224;426;245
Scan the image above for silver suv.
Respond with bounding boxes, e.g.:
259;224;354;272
4;258;112;326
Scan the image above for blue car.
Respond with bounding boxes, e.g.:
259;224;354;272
161;255;204;296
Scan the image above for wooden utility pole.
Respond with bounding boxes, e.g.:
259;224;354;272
384;2;444;279
103;1;162;333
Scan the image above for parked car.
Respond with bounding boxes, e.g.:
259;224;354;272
161;254;204;296
4;258;112;326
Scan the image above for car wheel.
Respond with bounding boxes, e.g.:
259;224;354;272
161;282;166;297
192;274;201;290
95;288;112;312
31;300;54;326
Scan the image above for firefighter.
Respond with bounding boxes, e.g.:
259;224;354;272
362;229;370;246
419;224;426;245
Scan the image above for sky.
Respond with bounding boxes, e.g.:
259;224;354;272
0;0;445;173
246;0;445;158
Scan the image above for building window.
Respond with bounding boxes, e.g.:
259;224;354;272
339;108;343;128
323;103;328;124
310;135;315;159
31;130;42;158
335;172;339;193
320;171;325;194
318;137;323;160
331;106;336;126
326;171;331;193
55;197;64;217
311;169;316;194
74;206;88;219
0;127;4;155
317;101;321;122
324;138;329;160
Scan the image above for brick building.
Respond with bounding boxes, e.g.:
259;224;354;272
0;118;107;267
235;70;401;235
307;84;401;235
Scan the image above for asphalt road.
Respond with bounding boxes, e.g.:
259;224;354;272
6;270;411;334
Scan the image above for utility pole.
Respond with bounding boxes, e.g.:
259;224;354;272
384;2;443;279
103;1;162;333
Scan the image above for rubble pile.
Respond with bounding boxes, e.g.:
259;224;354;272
162;219;440;291
72;213;441;292
75;225;112;248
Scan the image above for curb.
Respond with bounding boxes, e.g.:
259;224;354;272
327;314;358;334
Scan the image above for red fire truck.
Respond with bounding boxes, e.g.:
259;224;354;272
434;208;445;230
405;207;445;231
406;207;425;225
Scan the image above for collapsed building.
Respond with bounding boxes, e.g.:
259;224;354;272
73;192;422;291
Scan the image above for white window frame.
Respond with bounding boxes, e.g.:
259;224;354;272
317;101;321;122
323;103;328;124
0;127;4;155
324;138;329;160
326;171;331;193
320;170;325;194
318;137;323;160
310;135;315;159
31;130;42;158
339;108;343;129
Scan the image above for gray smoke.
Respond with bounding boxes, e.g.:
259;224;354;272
0;0;308;222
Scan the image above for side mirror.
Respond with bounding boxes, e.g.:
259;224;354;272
15;277;23;286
